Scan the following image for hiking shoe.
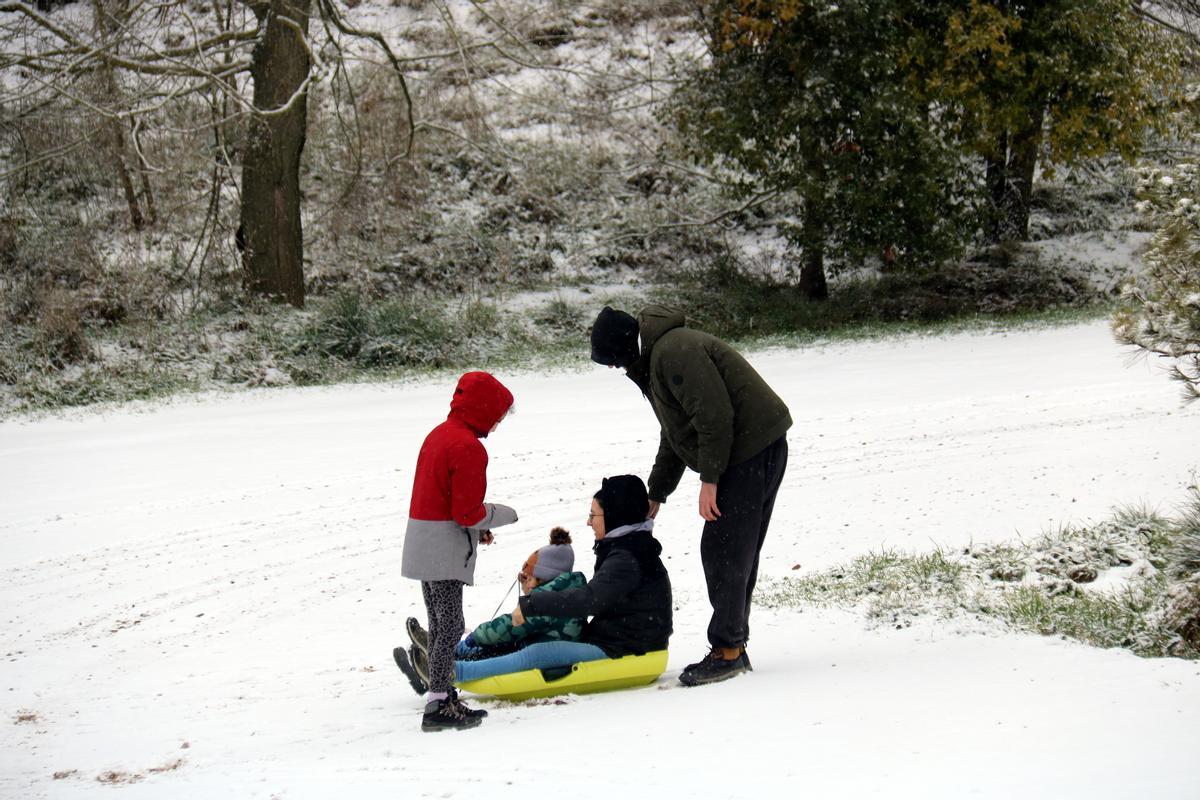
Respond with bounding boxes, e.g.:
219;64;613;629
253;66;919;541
406;616;429;654
678;648;749;687
393;647;428;695
448;687;488;719
421;696;482;732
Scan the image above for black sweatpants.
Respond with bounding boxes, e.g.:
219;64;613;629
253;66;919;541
421;580;464;694
701;436;788;650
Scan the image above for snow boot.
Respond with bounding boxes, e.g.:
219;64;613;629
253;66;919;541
406;616;429;655
421;696;482;732
393;646;428;695
448;687;488;719
678;647;750;687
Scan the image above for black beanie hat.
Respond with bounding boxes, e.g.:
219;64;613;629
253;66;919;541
594;474;650;531
590;307;640;368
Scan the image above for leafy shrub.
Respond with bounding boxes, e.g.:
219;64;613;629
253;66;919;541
656;248;1096;342
533;296;587;335
298;289;484;369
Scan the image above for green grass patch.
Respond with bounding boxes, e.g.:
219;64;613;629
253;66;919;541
14;361;196;411
0;255;1117;418
759;497;1200;659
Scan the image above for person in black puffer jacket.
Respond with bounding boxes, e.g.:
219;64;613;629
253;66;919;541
450;474;672;685
518;474;673;658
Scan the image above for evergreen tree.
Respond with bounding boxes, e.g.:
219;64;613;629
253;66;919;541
673;0;976;300
1115;125;1200;402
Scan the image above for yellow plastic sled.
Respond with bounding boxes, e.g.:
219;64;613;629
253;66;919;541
455;650;668;701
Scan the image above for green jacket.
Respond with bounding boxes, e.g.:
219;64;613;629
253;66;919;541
637;305;792;501
469;570;587;647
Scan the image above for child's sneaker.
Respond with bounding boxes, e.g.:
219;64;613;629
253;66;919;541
406;617;429;654
422;696;482;732
393;647;428;695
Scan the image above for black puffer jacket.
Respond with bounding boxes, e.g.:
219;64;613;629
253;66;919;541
518;531;672;658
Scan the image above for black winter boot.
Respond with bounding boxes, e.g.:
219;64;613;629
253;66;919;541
406;617;429;654
678;648;750;687
448;687;487;719
422;696;483;732
393;647;428;695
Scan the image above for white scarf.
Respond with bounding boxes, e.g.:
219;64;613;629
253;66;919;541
602;518;654;540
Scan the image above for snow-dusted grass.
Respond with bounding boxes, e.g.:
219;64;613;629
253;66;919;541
2;321;1199;798
759;502;1200;658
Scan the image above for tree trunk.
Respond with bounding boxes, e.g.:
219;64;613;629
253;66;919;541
109;126;144;230
240;0;311;308
131;120;158;225
798;202;829;301
985;107;1045;245
93;0;144;230
985;130;1009;244
1005;106;1045;243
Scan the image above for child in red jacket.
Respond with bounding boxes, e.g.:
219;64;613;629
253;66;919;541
399;371;518;731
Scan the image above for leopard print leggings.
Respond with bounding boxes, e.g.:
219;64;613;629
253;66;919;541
421;580;465;694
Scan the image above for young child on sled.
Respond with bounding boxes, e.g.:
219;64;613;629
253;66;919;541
397;527;586;688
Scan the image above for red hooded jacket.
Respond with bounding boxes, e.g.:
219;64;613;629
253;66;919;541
408;371;514;527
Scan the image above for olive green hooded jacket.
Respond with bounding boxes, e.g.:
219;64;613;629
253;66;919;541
633;305;792;502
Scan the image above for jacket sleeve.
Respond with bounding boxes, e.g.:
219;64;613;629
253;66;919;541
647;429;687;503
657;337;735;484
466;503;518;532
519;550;641;619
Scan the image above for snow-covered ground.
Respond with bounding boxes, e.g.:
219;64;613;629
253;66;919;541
2;322;1199;799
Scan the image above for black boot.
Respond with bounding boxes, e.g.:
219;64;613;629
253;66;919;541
393;647;428;695
448;687;487;719
678;648;750;687
406;616;429;654
422;695;483;732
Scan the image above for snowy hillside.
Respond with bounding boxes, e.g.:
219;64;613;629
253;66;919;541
2;322;1199;798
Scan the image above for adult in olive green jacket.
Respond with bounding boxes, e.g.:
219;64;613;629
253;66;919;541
589;304;791;687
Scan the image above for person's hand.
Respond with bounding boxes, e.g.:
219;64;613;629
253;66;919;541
512;605;525;626
699;482;721;522
648;500;661;519
479;530;494;545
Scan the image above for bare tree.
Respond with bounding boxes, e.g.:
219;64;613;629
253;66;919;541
0;0;414;307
